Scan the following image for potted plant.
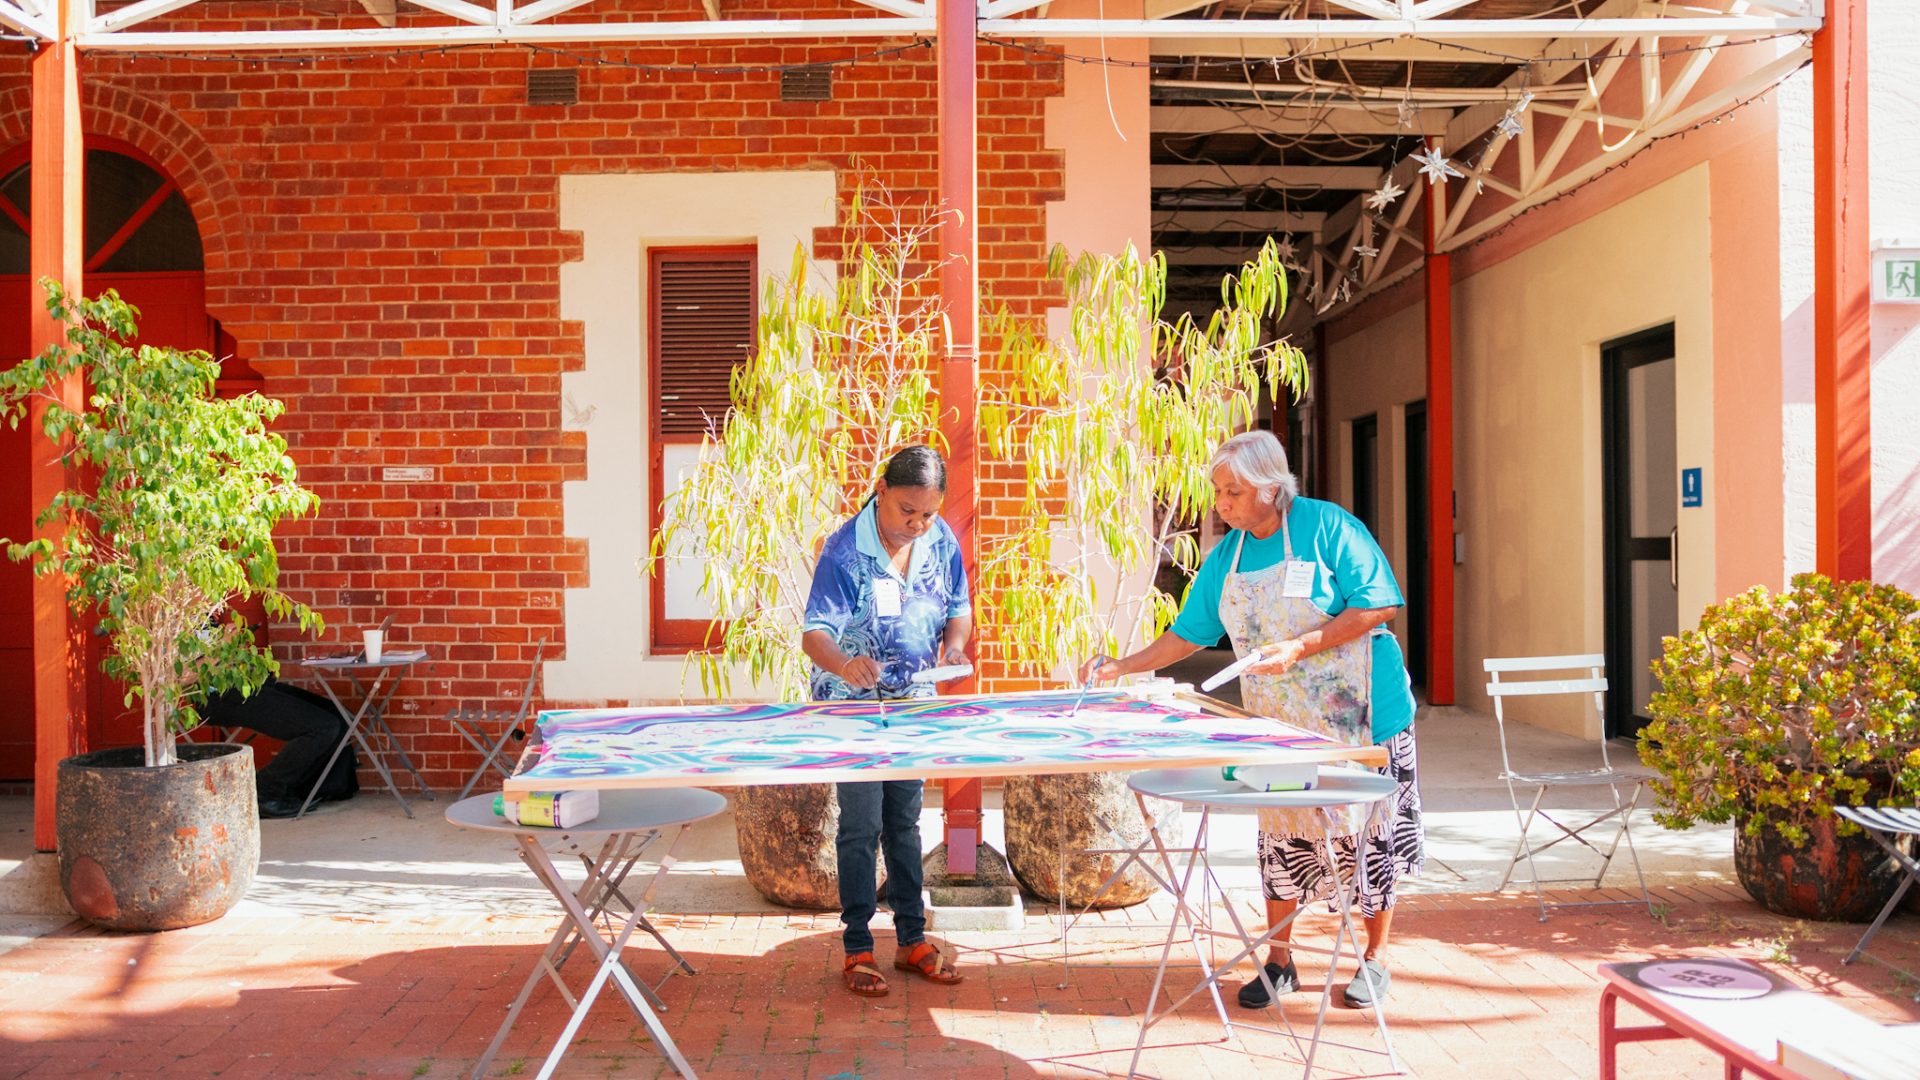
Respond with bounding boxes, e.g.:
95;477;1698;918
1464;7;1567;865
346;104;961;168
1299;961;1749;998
1639;573;1920;921
979;239;1305;907
2;282;321;931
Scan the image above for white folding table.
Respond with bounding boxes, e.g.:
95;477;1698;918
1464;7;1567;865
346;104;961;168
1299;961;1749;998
1125;766;1403;1080
446;787;727;1080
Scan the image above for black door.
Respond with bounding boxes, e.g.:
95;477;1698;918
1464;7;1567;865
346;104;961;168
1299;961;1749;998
1602;326;1680;739
1404;402;1429;690
1350;413;1379;536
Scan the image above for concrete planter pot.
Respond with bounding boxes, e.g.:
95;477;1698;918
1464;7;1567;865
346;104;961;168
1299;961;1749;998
1003;772;1181;909
1733;807;1909;923
733;783;879;910
56;743;259;931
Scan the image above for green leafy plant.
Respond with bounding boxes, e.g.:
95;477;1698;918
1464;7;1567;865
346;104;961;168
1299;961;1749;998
0;282;322;766
1638;573;1920;846
979;239;1308;677
648;190;944;702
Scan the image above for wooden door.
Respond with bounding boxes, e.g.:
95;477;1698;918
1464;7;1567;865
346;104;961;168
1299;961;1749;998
0;145;212;777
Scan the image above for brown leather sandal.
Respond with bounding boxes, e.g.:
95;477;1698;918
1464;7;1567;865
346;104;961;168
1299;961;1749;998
843;952;889;997
894;940;964;985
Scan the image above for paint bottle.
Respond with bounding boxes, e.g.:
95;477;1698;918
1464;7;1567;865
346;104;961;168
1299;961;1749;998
493;789;600;828
1222;763;1319;792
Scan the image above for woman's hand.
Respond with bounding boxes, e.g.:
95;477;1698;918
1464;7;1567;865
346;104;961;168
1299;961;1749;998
1245;638;1308;677
1078;654;1126;686
839;656;884;689
939;644;971;669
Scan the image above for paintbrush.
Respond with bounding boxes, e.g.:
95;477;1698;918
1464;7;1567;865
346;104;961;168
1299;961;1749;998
1067;654;1114;720
1200;644;1272;693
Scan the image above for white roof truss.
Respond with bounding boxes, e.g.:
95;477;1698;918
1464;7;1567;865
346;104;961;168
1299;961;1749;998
0;0;51;38
10;0;1810;48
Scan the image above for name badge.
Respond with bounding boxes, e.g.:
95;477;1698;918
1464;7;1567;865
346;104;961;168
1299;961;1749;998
1282;560;1316;599
873;578;903;617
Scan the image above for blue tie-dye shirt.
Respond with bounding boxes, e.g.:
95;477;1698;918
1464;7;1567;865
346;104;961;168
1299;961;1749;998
802;501;971;701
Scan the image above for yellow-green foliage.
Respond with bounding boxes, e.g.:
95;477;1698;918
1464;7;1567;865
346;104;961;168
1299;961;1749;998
0;282;323;766
1639;573;1920;847
979;239;1308;678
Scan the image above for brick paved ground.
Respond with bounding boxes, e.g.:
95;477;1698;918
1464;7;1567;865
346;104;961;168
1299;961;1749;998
1;883;1915;1080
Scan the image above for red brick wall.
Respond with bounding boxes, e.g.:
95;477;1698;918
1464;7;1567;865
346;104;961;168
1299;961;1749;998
0;9;1066;788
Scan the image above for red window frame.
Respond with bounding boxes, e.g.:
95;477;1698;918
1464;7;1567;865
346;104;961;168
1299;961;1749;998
648;245;757;652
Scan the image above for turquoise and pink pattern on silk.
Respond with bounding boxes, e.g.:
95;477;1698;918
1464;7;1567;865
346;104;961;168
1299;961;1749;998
504;689;1378;793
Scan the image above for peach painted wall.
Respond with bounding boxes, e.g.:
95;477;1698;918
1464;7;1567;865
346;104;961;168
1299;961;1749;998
1328;166;1733;738
1043;0;1151;263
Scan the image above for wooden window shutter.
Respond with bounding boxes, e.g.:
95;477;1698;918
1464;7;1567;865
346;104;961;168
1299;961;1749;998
653;251;755;437
649;245;755;652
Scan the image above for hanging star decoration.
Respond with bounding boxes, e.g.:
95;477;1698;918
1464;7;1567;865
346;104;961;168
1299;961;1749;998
1413;146;1464;185
1396;95;1418;130
1364;176;1405;212
1495;90;1534;140
1352;220;1379;260
1274;235;1298;266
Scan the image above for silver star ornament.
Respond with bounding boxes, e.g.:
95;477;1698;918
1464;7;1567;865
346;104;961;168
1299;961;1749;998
1413;147;1464;185
1364;177;1405;212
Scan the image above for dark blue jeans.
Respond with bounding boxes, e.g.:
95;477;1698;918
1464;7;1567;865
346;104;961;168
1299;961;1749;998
836;779;927;955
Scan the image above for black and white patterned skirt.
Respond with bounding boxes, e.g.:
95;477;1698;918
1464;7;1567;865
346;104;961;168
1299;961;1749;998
1255;726;1423;917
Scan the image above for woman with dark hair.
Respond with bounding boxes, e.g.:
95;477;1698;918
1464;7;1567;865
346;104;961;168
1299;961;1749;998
801;444;972;997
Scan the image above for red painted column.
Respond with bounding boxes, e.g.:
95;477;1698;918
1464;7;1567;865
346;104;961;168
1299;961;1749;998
935;0;982;878
1423;159;1456;706
29;0;87;852
1813;0;1872;581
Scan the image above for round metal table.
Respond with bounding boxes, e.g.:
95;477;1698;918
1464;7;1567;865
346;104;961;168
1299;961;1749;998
1124;765;1402;1080
446;787;728;1080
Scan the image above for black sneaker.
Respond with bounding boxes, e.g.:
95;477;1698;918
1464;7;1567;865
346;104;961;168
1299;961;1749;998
1236;961;1299;1009
258;797;304;819
1342;958;1390;1008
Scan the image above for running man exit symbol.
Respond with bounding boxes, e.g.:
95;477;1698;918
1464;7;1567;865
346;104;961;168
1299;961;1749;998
1888;259;1920;300
1682;468;1702;508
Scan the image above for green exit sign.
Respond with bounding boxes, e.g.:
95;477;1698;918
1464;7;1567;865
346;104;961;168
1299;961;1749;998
1875;245;1920;303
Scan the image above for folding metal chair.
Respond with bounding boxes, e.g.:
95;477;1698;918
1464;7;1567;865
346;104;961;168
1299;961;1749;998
446;636;547;799
1484;654;1653;921
1836;805;1920;999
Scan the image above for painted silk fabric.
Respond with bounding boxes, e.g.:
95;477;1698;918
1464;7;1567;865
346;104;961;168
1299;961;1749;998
508;689;1359;792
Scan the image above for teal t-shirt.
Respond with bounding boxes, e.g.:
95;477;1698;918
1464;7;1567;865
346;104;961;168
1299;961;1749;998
1171;496;1416;744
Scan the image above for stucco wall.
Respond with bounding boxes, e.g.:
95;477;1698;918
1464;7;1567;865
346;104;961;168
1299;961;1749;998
1321;299;1426;648
550;170;837;703
1328;169;1719;739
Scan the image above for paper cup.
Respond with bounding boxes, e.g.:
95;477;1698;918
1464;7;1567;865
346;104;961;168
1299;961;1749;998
363;629;384;663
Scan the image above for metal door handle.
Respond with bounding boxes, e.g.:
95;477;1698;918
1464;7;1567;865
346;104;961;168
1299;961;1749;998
1669;527;1678;590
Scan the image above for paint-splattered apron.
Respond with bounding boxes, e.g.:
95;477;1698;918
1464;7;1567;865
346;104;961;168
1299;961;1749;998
1216;514;1375;842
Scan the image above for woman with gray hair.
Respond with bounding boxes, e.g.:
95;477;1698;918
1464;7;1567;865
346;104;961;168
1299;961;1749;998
1082;429;1422;1012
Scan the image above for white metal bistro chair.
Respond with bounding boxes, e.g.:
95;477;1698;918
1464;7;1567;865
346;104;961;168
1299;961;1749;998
445;636;547;800
1484;654;1653;921
1835;805;1920;1000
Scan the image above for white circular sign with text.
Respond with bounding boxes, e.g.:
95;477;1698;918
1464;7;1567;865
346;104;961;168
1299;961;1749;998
1636;960;1775;1000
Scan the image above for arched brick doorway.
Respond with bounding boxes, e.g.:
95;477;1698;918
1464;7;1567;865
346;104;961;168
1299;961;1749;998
0;139;248;778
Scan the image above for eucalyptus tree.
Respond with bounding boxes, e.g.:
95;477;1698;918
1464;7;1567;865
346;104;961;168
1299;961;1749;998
981;239;1307;684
